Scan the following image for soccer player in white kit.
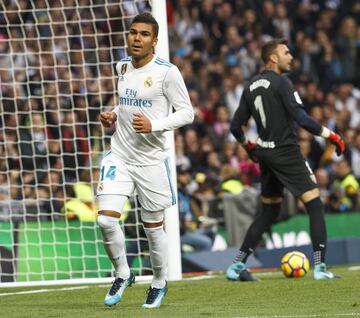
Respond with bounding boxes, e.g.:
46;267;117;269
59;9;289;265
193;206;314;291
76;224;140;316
97;13;194;309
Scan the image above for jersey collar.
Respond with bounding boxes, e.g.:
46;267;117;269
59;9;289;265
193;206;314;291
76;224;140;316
130;55;156;71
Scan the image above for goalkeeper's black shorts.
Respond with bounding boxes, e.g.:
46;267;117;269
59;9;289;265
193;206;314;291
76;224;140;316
257;145;317;198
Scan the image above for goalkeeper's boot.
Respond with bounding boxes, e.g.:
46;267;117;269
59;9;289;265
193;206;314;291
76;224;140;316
226;261;258;281
142;283;168;309
104;272;135;307
313;263;340;280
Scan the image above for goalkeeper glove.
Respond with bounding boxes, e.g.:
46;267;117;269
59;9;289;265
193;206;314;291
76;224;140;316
321;127;344;156
328;130;345;156
243;140;258;162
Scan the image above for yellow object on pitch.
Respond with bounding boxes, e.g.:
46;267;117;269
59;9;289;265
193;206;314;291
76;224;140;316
281;251;310;278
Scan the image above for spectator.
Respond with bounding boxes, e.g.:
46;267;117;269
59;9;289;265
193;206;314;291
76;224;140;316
19;113;48;176
175;132;192;170
60;110;89;181
223;66;245;117
234;144;260;187
318;40;343;90
219;164;244;195
335;84;359;129
350;131;360;181
315;168;331;211
175;6;205;56
183;127;205;171
273;3;291;42
261;0;276;37
335;16;358;82
61;182;97;222
331;159;360;211
295;36;318;82
208;105;232;150
220;24;244;68
177;164;214;252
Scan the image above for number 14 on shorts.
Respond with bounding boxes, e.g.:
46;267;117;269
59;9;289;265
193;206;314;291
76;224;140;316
100;165;116;181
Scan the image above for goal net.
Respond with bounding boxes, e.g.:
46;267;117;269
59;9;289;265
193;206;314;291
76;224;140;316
0;0;169;285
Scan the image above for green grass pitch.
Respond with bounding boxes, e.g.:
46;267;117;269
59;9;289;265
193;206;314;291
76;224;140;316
0;266;359;318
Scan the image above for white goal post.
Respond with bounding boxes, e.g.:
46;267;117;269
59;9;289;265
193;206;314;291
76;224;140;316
0;0;181;287
152;0;183;282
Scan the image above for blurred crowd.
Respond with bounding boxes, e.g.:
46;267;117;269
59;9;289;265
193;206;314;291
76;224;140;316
169;0;360;222
0;0;359;229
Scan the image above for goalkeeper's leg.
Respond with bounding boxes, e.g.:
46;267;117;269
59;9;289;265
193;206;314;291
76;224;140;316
302;193;339;280
227;199;281;281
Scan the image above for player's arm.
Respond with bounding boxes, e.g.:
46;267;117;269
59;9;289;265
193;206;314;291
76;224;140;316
150;66;194;132
278;76;344;156
230;91;257;161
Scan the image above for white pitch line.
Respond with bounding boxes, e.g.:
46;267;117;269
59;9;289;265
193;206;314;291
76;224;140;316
185;275;217;281
235;313;360;318
0;285;88;297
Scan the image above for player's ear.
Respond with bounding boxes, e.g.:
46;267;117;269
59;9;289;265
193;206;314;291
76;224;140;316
270;52;278;64
152;37;158;48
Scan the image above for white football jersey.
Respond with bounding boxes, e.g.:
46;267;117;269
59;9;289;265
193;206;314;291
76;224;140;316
110;55;194;165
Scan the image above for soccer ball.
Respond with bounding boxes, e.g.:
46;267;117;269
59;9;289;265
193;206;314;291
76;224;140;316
281;251;310;278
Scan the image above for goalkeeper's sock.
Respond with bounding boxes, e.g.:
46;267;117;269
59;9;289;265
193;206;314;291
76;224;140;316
235;202;281;264
304;198;327;265
234;250;251;263
97;214;130;279
144;225;167;289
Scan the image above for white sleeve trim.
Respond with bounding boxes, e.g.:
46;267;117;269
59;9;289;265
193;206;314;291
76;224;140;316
320;126;330;138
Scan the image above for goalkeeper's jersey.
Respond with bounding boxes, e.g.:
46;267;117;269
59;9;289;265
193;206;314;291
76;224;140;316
111;55;194;166
232;70;303;148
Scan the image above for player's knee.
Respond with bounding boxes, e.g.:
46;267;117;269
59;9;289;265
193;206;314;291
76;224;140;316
141;208;164;227
97;214;119;231
143;224;163;235
143;221;163;229
300;188;320;203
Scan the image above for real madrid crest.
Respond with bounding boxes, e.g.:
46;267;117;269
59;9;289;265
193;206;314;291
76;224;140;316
144;76;153;88
97;183;104;193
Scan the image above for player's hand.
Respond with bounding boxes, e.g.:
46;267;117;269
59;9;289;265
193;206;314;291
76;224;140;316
100;111;117;128
243;140;258;162
328;131;345;156
132;113;152;133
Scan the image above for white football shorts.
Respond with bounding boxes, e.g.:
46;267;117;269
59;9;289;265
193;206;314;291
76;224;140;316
96;151;176;213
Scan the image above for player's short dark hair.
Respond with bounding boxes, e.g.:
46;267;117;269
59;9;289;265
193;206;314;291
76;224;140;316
131;12;159;37
261;38;288;63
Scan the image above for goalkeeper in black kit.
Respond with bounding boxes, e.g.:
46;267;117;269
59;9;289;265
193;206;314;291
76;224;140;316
226;39;344;281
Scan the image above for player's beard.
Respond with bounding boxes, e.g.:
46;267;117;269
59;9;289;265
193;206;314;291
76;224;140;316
279;62;291;73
